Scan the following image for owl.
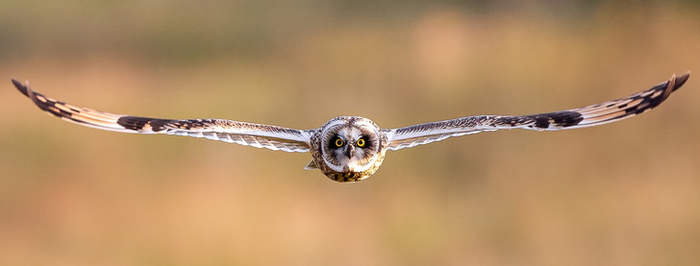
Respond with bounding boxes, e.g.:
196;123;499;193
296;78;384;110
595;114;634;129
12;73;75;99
11;73;689;182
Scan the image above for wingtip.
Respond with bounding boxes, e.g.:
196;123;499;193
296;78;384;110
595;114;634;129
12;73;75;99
11;79;46;112
674;72;691;90
11;78;30;97
656;72;690;101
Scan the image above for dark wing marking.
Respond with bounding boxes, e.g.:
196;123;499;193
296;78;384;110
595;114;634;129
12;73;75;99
12;79;312;152
384;73;690;151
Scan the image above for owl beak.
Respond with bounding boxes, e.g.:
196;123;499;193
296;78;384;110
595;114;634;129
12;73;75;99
345;145;355;159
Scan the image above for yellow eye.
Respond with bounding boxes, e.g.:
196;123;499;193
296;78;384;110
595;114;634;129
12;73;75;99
334;138;344;147
357;138;365;147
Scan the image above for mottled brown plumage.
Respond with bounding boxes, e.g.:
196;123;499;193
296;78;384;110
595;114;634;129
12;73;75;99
308;117;388;182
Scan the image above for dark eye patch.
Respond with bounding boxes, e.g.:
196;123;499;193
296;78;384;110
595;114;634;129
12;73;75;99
357;136;373;148
328;136;344;149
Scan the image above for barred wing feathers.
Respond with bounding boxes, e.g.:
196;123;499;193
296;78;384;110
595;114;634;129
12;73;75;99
385;73;689;151
12;80;312;153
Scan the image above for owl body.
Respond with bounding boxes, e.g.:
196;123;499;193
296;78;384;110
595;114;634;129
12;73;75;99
308;116;389;182
11;73;690;182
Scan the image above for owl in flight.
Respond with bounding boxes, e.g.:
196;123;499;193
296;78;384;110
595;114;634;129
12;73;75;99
12;73;689;182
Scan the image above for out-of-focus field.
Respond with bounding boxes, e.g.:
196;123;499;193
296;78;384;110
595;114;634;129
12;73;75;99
1;1;699;265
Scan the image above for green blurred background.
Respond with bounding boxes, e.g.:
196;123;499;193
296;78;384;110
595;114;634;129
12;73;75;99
1;0;699;265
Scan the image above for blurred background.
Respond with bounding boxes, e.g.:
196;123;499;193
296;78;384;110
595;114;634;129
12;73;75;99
1;0;699;265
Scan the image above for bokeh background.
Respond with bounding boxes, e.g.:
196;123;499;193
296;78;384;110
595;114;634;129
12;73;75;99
1;1;699;265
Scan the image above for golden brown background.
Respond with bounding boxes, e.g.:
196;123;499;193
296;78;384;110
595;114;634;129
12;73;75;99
1;1;699;265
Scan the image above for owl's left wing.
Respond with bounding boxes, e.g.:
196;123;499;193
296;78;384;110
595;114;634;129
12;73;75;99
384;73;689;151
12;79;312;153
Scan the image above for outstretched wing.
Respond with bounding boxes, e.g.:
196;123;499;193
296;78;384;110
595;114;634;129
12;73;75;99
12;80;312;153
384;73;690;151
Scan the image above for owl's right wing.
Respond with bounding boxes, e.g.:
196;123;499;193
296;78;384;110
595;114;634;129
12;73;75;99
12;79;312;153
384;73;689;151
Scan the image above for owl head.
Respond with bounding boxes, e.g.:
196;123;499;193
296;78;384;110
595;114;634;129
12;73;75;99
310;116;388;182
